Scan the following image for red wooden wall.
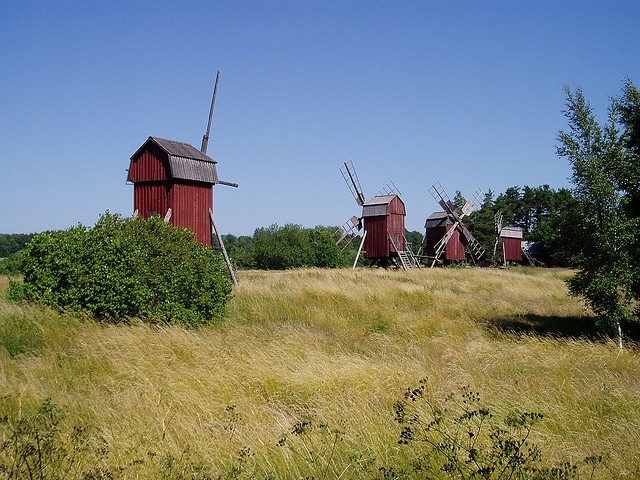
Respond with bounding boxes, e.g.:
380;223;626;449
501;237;522;263
363;196;406;260
425;222;466;261
128;141;213;245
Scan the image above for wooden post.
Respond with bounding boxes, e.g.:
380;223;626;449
353;230;366;270
209;207;238;287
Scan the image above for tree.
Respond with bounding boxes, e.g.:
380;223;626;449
222;234;255;270
250;224;346;270
468;190;499;264
556;82;640;341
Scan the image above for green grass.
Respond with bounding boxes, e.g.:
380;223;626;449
1;267;639;478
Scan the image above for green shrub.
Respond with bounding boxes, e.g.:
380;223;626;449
9;212;233;326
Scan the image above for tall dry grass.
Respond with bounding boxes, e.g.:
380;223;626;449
1;267;639;478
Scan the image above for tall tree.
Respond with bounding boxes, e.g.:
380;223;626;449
556;82;640;341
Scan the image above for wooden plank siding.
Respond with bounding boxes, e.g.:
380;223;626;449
500;227;523;263
425;213;466;261
362;195;406;260
168;182;213;245
127;143;169;183
128;137;216;246
501;238;522;263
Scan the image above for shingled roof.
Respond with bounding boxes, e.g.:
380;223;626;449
131;136;219;184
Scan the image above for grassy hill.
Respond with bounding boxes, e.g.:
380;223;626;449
1;267;639;478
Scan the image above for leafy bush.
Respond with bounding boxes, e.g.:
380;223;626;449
9;212;233;326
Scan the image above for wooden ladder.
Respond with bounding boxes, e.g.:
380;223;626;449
390;236;411;271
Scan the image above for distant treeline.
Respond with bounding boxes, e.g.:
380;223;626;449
220;184;574;269
466;184;574;266
0;233;36;258
1;184;572;272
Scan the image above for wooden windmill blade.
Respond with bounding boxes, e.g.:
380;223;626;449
432;220;460;264
428;182;458;266
428;182;485;266
377;180;402;198
334;215;362;250
200;71;238;286
460;224;485;264
493;211;504;257
428;181;451;211
341;160;366;206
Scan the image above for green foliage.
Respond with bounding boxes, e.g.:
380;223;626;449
222;234;255;269
405;230;423;255
0;252;22;275
465;186;577;266
468;190;499;264
556;81;640;336
393;380;603;479
223;226;424;271
250;224;346;270
0;233;35;258
9;212;233;326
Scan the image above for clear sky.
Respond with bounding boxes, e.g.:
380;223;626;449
2;1;639;236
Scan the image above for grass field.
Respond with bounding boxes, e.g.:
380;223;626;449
1;267;639;478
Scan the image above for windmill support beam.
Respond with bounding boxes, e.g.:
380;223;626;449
209;207;238;287
353;230;367;270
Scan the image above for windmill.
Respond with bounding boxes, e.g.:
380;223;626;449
426;182;485;267
127;71;238;286
336;161;417;270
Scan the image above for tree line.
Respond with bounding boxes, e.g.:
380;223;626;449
0;233;35;258
216;185;573;271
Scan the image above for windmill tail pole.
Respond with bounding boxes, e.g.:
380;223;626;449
201;70;221;154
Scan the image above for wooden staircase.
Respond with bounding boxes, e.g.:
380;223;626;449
390;236;421;271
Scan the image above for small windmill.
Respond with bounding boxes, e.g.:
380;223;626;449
426;182;485;267
336;161;416;270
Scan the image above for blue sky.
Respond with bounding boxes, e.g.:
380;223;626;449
2;1;639;236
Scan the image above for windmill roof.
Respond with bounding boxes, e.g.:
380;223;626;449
425;211;454;228
500;226;523;239
130;136;219;184
363;195;397;206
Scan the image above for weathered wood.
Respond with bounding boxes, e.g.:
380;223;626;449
209;207;238;286
201;71;220;155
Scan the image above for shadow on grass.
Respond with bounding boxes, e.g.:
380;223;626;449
483;313;640;342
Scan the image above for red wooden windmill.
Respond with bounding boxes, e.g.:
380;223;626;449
127;72;238;284
336;161;418;270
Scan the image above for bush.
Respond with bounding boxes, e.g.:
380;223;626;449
9;213;233;326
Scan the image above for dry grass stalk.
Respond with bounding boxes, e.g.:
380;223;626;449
1;267;639;478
